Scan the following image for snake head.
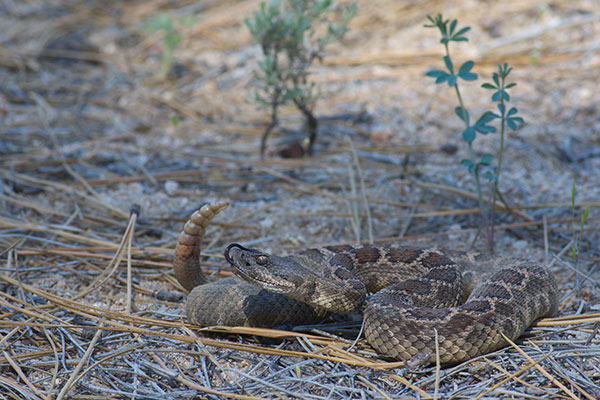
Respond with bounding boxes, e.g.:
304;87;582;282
225;243;303;294
224;243;366;313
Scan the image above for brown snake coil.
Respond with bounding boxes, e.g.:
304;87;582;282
173;202;559;365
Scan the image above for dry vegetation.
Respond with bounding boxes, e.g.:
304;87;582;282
1;0;599;398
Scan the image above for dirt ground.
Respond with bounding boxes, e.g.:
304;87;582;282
1;0;599;398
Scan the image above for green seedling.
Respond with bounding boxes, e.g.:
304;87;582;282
570;183;590;263
425;14;524;251
141;13;197;80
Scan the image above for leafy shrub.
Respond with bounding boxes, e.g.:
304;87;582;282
246;0;357;158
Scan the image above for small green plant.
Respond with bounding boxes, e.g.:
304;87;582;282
169;114;179;128
141;14;197;80
569;183;590;263
425;14;524;251
569;183;590;296
245;0;358;158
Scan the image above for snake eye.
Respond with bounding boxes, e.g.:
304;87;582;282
255;255;268;266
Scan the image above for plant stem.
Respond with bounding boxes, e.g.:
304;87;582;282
444;43;486;218
160;44;173;80
493;84;506;204
260;95;280;160
294;100;318;155
488;75;508;252
443;41;492;250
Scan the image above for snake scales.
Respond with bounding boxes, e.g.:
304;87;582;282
173;202;558;365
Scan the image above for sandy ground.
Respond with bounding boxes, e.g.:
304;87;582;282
1;0;599;398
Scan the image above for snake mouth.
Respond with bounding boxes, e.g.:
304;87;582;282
224;243;251;265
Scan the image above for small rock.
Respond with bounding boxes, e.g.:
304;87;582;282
164;180;179;195
448;223;463;241
259;217;273;229
512;240;528;250
154;290;184;302
440;143;458;155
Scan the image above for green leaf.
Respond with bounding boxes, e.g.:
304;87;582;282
484;170;497;181
443;56;454;74
474;111;497;134
505;82;517;89
165;30;182;49
425;14;436;27
571;183;576;208
426;69;446;78
452;36;468;42
505;107;524;130
506;116;524;130
458;61;477;81
449;19;457;35
452;26;471;41
499;63;512;78
437;75;451;84
141;14;173;33
426;69;451;85
455;106;469;123
493;90;509;102
461;159;475;172
497;103;506;115
480;153;493;165
179;14;199;28
462;126;476;143
580;206;590;230
439;17;448;37
569;244;577;262
481;83;496;90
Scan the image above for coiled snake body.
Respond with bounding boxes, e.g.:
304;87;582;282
174;202;558;365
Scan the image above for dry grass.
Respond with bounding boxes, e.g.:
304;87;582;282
1;0;599;398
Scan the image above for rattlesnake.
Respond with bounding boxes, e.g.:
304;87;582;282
173;202;558;365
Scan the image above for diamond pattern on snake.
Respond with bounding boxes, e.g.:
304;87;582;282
173;202;558;365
